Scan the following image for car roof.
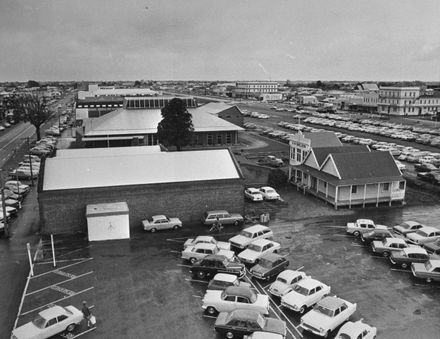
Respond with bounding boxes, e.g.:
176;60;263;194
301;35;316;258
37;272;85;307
260;186;275;190
278;269;302;280
194;243;217;250
401;221;422;227
248;332;283;339
317;296;346;310
419;226;440;232
213;273;237;283
204;254;227;261
206;210;228;214
152;215;167;220
243;224;270;232
39;305;65;319
195;235;214;242
297;278;322;289
402;247;427;255
260;252;283;262
428;260;440;268
375;225;389;230
340;321;369;333
228;309;260;321
224;285;254;298
384;238;406;244
246;187;260;193
357;219;374;224
249;238;274;246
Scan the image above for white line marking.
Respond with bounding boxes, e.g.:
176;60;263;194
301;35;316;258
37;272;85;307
177;264;193;268
166;239;186;243
170;250;181;254
390;268;411;273
34;257;91;265
26;271;94;296
202;315;217;319
295;266;304;271
185;278;209;284
321;225;346;228
30;258;93;279
192;295;203;298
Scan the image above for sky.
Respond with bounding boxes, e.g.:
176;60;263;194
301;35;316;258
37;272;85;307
0;0;440;82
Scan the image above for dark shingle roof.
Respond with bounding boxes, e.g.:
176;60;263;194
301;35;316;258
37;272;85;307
331;151;402;182
303;132;342;148
313;145;369;166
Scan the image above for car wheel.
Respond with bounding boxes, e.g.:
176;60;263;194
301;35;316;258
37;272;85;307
173;225;179;230
66;323;75;332
226;331;234;339
353;231;360;237
197;271;206;279
401;263;408;269
233;220;239;226
426;277;432;283
206;306;218;316
383;251;390;257
150;228;157;233
299;305;306;314
190;257;197;265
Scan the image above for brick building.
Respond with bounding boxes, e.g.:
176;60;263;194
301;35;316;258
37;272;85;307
38;147;244;234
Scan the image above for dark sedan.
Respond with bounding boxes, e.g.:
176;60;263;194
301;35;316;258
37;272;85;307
424;239;440;256
360;227;393;244
189;255;245;280
249;253;289;281
389;247;430;269
215;309;286;339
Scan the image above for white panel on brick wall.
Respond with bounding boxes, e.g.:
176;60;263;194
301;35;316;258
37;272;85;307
86;202;130;241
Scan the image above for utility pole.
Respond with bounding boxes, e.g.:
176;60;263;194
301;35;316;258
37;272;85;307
0;171;10;238
26;137;34;186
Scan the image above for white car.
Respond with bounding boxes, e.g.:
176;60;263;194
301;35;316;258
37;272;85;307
335;320;377;339
406;227;440;245
371;237;416;257
346;219;377;237
183;235;230;250
202;285;269;316
281;278;331;314
393;220;424;236
11;305;83;339
142;215;182;232
244;188;264;201
237;239;280;265
259;186;280;200
300;296;357;338
268;270;309;298
207;273;251;291
229;225;273;250
244;332;284;339
182;243;235;264
4;181;30;193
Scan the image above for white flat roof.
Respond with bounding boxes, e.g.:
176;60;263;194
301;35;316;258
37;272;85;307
56;146;161;158
42;149;241;191
86;202;129;217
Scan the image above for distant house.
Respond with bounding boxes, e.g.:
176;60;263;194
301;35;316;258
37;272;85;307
289;132;405;208
299;95;318;105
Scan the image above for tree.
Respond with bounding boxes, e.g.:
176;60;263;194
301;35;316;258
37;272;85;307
27;80;40;88
14;94;50;140
157;98;194;151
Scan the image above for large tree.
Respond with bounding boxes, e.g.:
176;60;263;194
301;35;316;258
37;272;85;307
14;94;50;140
157;98;194;151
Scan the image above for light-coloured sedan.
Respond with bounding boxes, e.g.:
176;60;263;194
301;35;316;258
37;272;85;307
142;215;182;232
268;270;309;297
244;188;264;201
335;320;377;339
259;186;280;200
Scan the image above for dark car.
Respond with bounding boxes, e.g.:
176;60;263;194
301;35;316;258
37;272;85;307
190;255;245;280
360;227;393;244
423;239;440;256
249;253;289;281
389;247;430;269
215;309;286;339
417;171;440;184
414;163;437;172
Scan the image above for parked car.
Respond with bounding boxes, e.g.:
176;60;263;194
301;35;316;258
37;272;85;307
335;320;377;339
406;226;440;245
4;181;30;194
184;235;230;250
3;189;24;202
417;171;440;184
300;296;357;338
229;225;273;250
0;198;20;209
207;273;250;291
142;215;182;232
281;278;331;315
244;331;285;339
215;310;286;339
237;239;281;265
371;237;415;257
202;210;244;226
9;169;38;180
423;239;440;256
202;285;269;316
258;186;280;200
182;243;235;264
393;220;425;236
249;253;289;281
360;226;393;244
190;255;246;280
244;188;264;202
11;305;83;339
264;155;284;167
411;259;440;283
346;219;377;237
390;247;430;269
414;163;438;172
268;270;309;298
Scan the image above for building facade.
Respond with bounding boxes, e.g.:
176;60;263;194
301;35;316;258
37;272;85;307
234;81;279;98
378;87;420;115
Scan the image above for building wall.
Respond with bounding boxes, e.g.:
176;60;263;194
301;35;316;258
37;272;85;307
39;179;244;235
217;106;244;127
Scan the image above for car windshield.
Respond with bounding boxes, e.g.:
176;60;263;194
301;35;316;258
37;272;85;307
240;231;253;238
338;334;351;339
277;277;288;284
32;315;46;329
416;230;429;237
425;261;432;270
258;258;272;267
293;284;309;295
248;244;262;252
313;305;334;317
256;313;266;328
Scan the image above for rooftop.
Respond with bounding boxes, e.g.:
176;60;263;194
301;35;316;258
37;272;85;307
55;145;161;158
302;131;342;148
42;148;241;191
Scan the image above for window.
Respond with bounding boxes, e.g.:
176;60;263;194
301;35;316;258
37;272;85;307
237;297;249;303
226;133;232;144
46;318;57;327
224;295;235;302
57;315;68;322
217;134;223;144
351;186;357;194
383;183;390;191
207;134;213;145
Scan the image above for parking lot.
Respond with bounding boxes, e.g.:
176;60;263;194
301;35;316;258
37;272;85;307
12;189;440;339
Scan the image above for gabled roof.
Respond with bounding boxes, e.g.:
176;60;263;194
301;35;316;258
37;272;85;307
302;131;342;148
312;145;369;167
330;151;402;182
195;102;236;115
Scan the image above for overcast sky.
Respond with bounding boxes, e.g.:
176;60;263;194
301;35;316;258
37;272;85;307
1;0;440;82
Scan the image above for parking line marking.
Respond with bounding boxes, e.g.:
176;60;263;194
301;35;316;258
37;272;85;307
351;243;368;247
269;305;296;339
20;286;95;316
57;247;90;258
202;315;217;319
166;239;186;243
185;278;209;284
53;270;77;279
35;257;92;265
30;258;93;279
25;271;94;296
295;266;304;271
192;295;203;298
332;234;349;237
170;250;181;254
50;285;76;296
177;264;193;268
321;225;346;228
390;268;411;273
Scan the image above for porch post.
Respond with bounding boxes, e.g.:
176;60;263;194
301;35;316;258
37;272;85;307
363;184;367;208
334;186;339;210
402;181;406;205
325;182;328;198
376;182;380;207
316;178;319;193
288;166;292;182
349;185;352;209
